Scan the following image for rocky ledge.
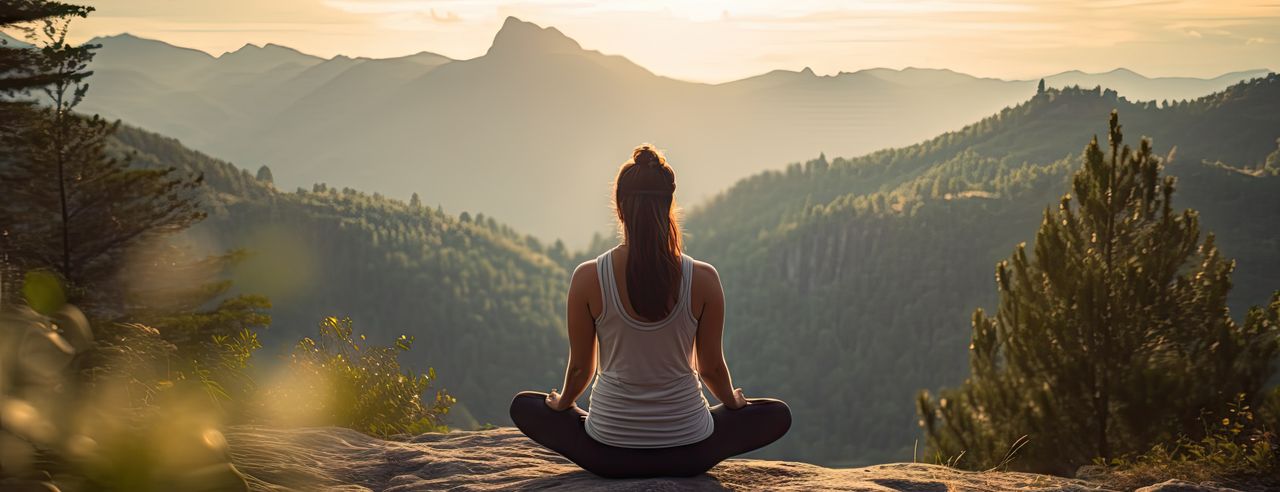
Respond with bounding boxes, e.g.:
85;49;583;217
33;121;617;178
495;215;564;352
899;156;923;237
225;427;1235;491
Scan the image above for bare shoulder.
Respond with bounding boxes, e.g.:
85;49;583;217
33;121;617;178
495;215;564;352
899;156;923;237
688;259;723;321
570;259;599;287
690;259;722;289
568;260;603;318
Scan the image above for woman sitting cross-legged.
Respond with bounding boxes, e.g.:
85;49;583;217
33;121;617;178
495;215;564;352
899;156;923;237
509;144;791;479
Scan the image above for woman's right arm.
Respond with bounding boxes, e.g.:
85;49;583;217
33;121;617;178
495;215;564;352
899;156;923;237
693;263;749;410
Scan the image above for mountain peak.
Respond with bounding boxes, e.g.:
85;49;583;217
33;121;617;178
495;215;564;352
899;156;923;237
1105;67;1142;77
486;16;582;57
89;32;145;42
225;43;262;56
219;42;323;68
225;42;302;55
87;33;204;53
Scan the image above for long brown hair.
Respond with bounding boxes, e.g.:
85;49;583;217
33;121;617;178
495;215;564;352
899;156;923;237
612;143;682;321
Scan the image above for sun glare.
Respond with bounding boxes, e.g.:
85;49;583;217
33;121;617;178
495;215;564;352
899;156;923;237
29;0;1267;82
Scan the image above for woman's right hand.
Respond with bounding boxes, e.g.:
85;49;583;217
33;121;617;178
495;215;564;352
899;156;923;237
727;387;749;410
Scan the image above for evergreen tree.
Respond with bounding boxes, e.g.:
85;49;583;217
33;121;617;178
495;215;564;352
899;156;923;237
0;1;92;118
1037;78;1046;95
1263;138;1279;176
916;111;1280;473
410;192;422;208
255;164;274;185
0;12;204;313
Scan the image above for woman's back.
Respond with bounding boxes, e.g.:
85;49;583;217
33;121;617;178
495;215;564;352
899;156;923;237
508;143;789;478
584;247;715;448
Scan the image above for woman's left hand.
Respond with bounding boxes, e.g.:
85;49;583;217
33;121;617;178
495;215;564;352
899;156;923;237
545;389;574;411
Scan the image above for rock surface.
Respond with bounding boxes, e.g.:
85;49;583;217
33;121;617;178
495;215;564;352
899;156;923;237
226;426;1126;491
1134;480;1244;492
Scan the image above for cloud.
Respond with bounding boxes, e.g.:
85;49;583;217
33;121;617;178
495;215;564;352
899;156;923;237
432;9;462;23
60;0;1280;82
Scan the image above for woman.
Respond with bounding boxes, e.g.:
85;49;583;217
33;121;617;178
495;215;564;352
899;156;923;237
509;144;791;478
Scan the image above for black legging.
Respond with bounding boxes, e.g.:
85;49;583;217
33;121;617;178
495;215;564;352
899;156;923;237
509;391;791;478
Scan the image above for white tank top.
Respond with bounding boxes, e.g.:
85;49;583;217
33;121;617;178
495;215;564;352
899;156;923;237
583;247;715;448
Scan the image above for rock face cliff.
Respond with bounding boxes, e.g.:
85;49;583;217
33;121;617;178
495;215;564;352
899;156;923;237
225;426;1170;491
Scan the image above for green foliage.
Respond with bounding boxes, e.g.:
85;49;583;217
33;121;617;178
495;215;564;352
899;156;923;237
1095;392;1279;490
108;123;567;427
0;16;205;313
684;78;1280;465
255;164;274;184
916;112;1280;473
0;8;270;489
0;1;94;100
1264;139;1280;176
0;304;248;492
0;6;471;490
270;316;455;437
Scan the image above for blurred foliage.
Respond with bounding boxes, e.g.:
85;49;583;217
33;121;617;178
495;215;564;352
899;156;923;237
0;3;454;490
916;113;1280;473
265;316;454;437
21;269;65;315
0;301;249;492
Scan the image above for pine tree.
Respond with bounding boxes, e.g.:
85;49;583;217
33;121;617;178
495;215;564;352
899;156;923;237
0;13;204;313
0;2;94;298
916;111;1280;473
410;192;422;208
255;164;274;185
1037;78;1046;95
0;1;93;118
1263;138;1279;176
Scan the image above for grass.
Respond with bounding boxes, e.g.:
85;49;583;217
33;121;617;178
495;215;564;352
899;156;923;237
1088;395;1279;491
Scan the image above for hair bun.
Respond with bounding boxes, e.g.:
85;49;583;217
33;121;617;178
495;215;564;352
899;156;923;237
633;145;662;168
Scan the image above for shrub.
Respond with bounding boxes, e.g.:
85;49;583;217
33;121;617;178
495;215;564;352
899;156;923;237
265;316;454;437
1093;392;1278;490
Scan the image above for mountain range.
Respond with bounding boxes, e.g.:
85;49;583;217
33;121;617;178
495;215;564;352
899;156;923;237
63;18;1272;244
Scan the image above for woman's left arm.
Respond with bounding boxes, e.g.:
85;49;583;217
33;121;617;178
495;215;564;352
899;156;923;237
546;262;598;411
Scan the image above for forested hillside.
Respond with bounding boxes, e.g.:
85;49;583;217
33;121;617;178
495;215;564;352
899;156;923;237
684;75;1280;465
109;126;571;427
99;76;1280;466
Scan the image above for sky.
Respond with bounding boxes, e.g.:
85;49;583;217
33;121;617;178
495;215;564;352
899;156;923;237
31;0;1280;83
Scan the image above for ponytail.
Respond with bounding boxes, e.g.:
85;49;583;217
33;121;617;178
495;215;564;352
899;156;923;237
612;144;682;321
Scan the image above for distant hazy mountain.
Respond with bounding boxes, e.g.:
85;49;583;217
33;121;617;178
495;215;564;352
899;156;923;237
77;17;1272;243
1043;67;1273;103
